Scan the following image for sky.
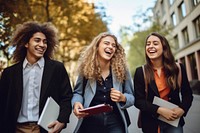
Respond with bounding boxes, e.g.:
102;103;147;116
93;0;156;36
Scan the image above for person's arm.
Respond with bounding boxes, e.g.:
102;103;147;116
134;67;159;116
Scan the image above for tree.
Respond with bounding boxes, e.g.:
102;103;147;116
0;0;108;63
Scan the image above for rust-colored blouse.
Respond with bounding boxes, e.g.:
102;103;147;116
154;68;170;101
154;68;170;133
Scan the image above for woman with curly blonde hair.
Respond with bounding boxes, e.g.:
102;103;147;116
72;32;134;133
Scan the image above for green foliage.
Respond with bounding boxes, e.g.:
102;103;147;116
0;0;108;63
120;12;171;76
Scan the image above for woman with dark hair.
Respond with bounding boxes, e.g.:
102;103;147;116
134;32;193;133
0;21;73;133
72;32;134;133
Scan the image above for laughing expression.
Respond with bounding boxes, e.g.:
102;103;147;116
25;32;47;64
97;36;117;62
146;35;163;61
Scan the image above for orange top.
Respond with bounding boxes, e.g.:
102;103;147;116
154;68;170;101
154;68;170;133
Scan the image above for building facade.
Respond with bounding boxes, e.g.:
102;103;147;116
153;0;200;82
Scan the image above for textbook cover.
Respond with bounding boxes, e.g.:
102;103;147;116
37;97;60;131
79;104;113;116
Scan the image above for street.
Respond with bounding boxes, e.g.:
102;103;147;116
62;94;200;133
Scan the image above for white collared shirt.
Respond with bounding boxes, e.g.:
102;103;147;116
17;57;44;123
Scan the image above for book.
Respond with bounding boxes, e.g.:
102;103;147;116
153;96;180;127
37;97;60;132
79;104;113;116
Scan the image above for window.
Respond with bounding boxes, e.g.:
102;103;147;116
171;12;177;26
182;27;189;45
193;15;200;38
180;57;186;67
188;53;198;80
178;2;186;21
174;35;179;50
169;0;174;5
193;0;200;6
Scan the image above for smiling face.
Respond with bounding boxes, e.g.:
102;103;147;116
97;36;117;63
146;35;163;61
25;32;47;64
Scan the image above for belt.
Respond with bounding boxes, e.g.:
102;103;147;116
17;122;38;126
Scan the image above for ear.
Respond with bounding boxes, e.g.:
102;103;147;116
25;43;28;48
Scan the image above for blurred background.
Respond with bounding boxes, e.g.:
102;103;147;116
1;0;200;90
1;0;200;133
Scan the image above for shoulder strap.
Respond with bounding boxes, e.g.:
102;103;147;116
176;63;182;88
142;65;148;97
82;77;88;96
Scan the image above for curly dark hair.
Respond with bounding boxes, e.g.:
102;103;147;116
11;21;59;63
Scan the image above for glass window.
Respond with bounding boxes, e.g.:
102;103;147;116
193;0;200;6
180;57;186;67
174;35;179;50
182;27;189;45
178;2;186;21
188;53;198;80
193;15;200;38
171;12;177;26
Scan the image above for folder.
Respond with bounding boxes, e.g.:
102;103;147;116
153;96;180;127
79;104;113;116
37;97;60;132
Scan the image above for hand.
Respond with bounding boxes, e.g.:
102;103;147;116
73;102;88;118
172;107;184;118
47;120;64;133
110;88;126;102
157;107;178;121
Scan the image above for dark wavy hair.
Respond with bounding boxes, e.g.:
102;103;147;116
144;32;179;89
11;21;59;63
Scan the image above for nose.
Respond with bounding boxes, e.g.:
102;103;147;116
39;41;46;47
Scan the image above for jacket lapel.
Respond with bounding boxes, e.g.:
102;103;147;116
149;80;160;96
40;59;54;101
15;63;24;109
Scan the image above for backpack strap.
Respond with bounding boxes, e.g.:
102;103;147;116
82;77;88;96
142;65;148;97
176;63;182;89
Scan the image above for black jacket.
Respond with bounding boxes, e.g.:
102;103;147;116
134;64;193;133
0;58;73;133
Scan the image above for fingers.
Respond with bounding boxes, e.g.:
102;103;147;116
73;102;89;118
110;88;126;102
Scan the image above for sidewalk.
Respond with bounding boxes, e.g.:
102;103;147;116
63;94;200;133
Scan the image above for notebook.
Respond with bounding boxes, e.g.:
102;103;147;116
37;97;60;131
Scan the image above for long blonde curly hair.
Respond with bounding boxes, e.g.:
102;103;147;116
77;32;128;83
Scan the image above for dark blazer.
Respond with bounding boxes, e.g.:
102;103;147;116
0;58;73;133
134;64;193;133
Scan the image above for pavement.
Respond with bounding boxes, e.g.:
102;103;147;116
62;94;200;133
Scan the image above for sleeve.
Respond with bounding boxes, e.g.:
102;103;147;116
71;75;85;109
120;70;135;109
179;64;193;116
57;63;73;123
134;67;159;116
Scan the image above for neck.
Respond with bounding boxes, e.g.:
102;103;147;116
151;59;163;70
26;55;39;65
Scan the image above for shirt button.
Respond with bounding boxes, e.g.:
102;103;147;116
104;87;106;89
104;95;106;98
